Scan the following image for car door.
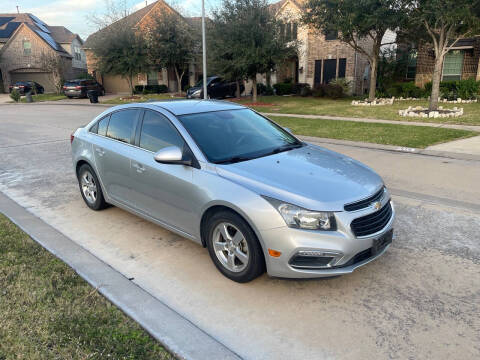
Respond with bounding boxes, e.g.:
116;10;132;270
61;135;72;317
92;108;140;207
129;109;198;235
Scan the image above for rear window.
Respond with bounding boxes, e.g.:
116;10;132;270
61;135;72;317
14;81;29;85
64;81;81;86
106;110;138;143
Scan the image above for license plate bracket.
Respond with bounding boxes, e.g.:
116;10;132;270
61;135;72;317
372;229;393;254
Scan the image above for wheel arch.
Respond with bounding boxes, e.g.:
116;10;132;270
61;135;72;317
199;202;266;257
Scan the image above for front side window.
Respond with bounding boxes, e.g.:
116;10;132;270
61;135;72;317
23;40;31;55
178;109;302;163
106;110;137;143
139;110;184;152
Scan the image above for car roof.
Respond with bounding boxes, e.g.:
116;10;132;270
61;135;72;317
150;100;246;116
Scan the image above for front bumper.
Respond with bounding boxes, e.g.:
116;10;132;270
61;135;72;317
259;199;395;278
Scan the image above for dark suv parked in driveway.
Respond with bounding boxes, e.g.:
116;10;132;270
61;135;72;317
63;79;105;98
9;81;44;95
186;76;244;99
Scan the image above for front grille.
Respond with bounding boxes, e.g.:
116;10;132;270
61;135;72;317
350;201;392;237
289;255;334;269
344;187;385;212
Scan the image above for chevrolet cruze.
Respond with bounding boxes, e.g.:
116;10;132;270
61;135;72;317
71;100;394;283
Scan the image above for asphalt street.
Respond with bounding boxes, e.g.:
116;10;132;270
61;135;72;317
1;103;479;359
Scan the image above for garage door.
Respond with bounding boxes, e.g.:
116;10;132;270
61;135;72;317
10;72;54;93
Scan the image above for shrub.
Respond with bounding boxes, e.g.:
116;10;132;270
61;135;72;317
134;84;168;94
386;81;425;98
273;82;293;95
292;83;311;96
329;78;351;95
10;89;20;102
312;84;326;97
324;83;344;99
424;79;480;100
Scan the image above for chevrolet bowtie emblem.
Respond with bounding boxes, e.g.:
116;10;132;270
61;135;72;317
373;201;382;210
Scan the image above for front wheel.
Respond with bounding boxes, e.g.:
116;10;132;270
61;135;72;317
77;164;107;211
206;211;265;283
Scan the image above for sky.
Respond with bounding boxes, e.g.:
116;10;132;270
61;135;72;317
0;0;245;40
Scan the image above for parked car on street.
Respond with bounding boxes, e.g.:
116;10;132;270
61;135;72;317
71;100;394;282
63;79;105;98
186;76;244;99
9;81;44;95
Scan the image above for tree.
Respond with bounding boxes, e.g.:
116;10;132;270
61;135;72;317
90;24;148;95
145;12;196;94
40;52;68;94
409;0;480;111
303;0;409;101
211;0;297;102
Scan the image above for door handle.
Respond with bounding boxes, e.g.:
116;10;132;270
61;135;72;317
95;147;105;156
132;162;146;173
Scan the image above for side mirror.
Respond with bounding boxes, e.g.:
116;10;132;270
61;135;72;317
284;127;293;134
153;146;191;166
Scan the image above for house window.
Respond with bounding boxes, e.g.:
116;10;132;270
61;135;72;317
324;29;338;41
442;50;464;81
74;46;82;61
147;71;158;85
23;40;31;56
406;51;417;80
281;22;297;42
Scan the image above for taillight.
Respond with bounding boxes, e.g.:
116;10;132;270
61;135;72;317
70;133;75;144
63;86;67;90
19;85;25;88
75;86;82;90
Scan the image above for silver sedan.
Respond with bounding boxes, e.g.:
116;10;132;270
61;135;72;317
71;100;394;282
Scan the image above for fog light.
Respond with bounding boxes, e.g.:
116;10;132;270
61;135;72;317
289;250;343;269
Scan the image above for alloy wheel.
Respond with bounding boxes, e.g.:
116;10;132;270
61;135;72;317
80;170;97;204
212;222;249;272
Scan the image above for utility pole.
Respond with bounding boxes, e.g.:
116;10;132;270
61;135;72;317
16;6;20;14
201;0;207;99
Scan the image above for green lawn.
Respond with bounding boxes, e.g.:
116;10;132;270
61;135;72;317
232;96;480;126
20;93;67;102
102;93;183;104
270;115;476;148
0;214;173;360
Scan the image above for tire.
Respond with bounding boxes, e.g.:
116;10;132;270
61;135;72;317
206;210;265;283
77;164;107;211
67;96;73;99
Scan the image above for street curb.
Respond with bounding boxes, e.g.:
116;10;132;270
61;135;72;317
299;135;480;162
0;191;241;360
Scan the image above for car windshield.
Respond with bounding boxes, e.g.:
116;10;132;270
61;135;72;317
194;77;215;87
178;109;303;164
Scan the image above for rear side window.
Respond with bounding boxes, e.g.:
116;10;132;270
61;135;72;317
139;110;184;152
97;116;110;136
106;110;137;144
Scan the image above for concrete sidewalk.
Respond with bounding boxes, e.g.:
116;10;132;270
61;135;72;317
262;112;480;132
426;135;480;155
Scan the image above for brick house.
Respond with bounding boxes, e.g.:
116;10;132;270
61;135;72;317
84;0;202;94
0;13;87;93
267;0;372;95
413;37;480;88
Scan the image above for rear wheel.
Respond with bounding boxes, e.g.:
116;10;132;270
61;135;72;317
77;164;107;211
206;210;265;283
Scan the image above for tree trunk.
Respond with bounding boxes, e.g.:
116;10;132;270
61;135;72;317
126;74;134;96
236;79;241;99
174;66;184;95
252;76;257;103
266;70;271;87
429;56;444;111
368;56;378;101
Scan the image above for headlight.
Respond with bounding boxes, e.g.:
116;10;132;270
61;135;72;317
263;197;336;231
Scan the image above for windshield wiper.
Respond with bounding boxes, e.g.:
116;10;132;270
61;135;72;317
215;156;253;164
267;142;304;155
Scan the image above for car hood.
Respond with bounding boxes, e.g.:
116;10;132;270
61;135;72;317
187;86;202;94
216;144;383;211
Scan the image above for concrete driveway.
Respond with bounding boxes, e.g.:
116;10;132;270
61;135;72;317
1;104;479;360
